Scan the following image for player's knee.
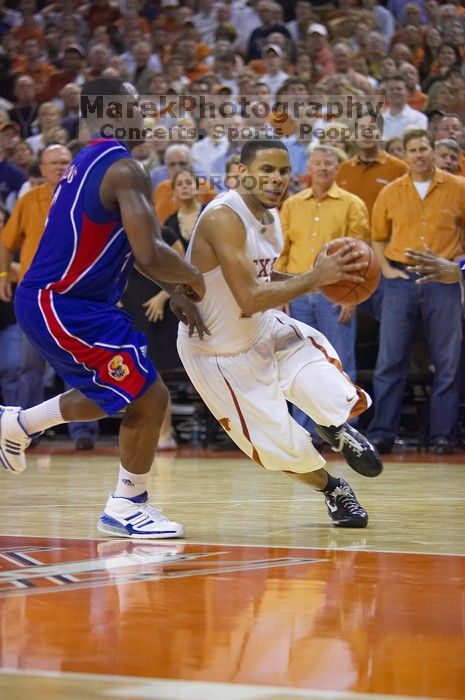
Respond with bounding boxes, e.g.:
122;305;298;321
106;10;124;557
153;377;169;414
125;377;168;425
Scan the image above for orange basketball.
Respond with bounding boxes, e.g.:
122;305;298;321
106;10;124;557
318;238;381;305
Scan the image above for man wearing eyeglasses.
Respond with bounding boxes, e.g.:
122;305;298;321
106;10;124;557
152;143;216;223
0;145;72;420
0;143;105;450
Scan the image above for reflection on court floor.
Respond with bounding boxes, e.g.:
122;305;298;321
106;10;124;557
0;535;464;699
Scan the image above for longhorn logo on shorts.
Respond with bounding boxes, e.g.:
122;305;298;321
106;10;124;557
108;355;130;381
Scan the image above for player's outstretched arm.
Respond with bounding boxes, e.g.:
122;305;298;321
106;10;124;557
198;208;366;316
101;158;205;300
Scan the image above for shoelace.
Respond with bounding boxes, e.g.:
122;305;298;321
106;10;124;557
138;502;170;523
336;430;364;457
331;485;364;514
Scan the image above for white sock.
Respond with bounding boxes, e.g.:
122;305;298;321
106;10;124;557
113;464;148;499
20;395;68;436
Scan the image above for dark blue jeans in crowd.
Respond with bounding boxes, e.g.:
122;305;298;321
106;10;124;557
0;322;21;405
367;271;462;444
18;329;45;408
289;291;357;436
65;383;99;443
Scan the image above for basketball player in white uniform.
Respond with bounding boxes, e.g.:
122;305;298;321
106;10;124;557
178;141;382;528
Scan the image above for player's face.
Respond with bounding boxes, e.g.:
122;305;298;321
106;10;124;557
242;148;291;208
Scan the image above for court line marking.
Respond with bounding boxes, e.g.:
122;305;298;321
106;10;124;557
4;496;465;504
184;540;465;557
0;669;445;700
0;533;464;558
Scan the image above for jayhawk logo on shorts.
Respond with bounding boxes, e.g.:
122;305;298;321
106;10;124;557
108;355;129;381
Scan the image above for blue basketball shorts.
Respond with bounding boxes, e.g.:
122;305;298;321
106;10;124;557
15;286;157;416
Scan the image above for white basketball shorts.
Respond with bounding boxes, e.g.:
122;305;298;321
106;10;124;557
177;310;370;474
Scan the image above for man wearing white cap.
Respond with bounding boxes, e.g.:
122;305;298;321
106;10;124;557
307;22;334;82
260;44;289;97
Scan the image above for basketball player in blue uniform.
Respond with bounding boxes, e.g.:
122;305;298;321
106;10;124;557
0;77;207;539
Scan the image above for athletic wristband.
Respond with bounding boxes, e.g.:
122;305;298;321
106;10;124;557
0;271;9;278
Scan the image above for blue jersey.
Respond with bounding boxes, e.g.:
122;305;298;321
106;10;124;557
20;138;134;305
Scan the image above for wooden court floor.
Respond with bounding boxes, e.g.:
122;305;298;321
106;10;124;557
0;444;464;700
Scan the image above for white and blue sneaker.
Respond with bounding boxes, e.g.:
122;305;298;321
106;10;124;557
0;406;32;474
97;491;185;539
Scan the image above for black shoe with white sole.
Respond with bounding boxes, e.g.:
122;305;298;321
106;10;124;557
315;423;383;477
324;478;368;528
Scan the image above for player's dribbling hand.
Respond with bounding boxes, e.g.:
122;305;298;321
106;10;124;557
314;238;366;286
170;287;211;339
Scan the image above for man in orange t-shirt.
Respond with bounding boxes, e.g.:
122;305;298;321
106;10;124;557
337;113;408;221
12;37;57;104
399;62;427;111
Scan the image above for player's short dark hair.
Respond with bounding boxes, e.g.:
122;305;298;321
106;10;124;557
81;76;132;99
240;140;288;166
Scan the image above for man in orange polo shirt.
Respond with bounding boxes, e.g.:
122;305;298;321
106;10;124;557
0;145;71;287
367;128;465;455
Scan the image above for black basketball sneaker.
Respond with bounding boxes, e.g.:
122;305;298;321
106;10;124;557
315;423;383;477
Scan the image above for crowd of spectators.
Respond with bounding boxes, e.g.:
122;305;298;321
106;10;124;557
2;0;465;452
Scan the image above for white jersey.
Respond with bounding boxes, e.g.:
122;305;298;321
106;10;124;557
177;191;371;473
179;189;283;355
